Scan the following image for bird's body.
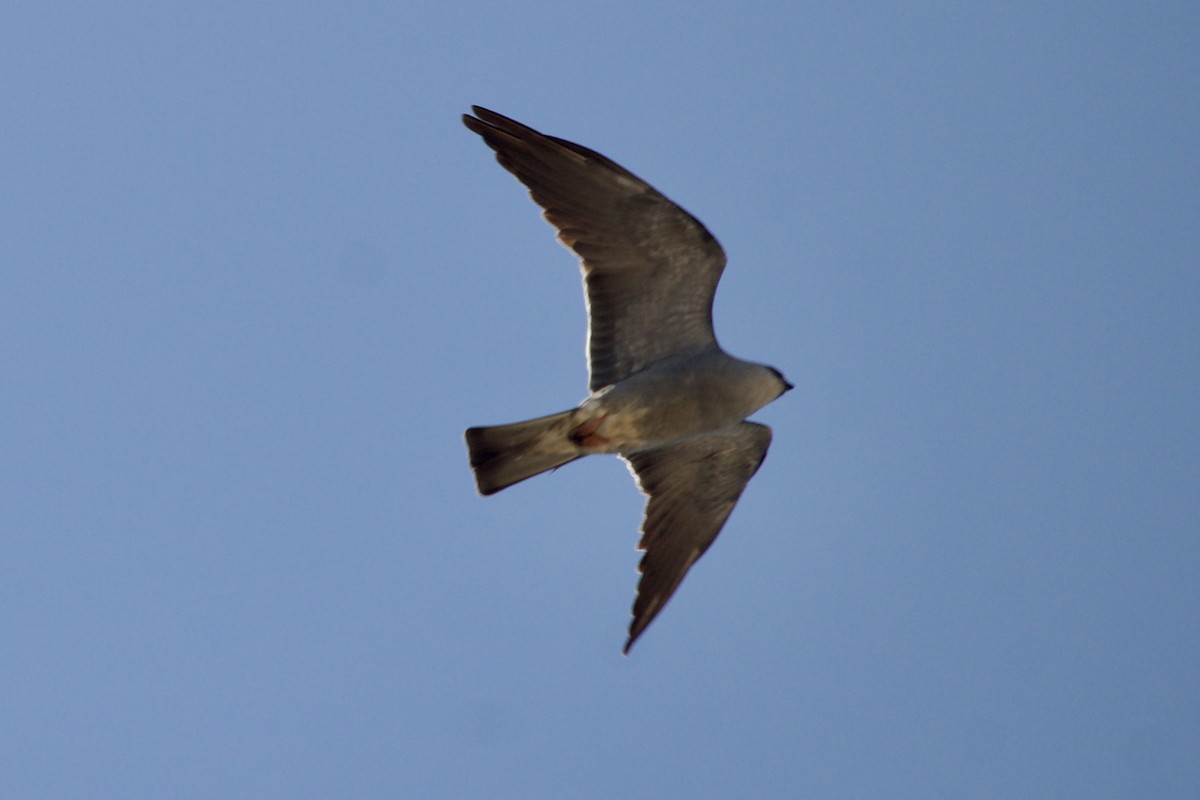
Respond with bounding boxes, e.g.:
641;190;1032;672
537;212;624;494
461;107;791;652
467;350;785;491
582;350;788;447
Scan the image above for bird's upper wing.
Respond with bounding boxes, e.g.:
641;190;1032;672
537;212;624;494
620;422;773;653
463;106;726;391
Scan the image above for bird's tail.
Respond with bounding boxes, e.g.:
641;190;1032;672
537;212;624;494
465;410;582;496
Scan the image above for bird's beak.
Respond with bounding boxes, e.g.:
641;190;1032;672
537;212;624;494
783;379;794;392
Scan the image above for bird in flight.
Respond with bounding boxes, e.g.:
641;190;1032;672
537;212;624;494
462;107;792;653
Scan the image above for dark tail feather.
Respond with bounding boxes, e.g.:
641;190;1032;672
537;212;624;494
465;410;580;495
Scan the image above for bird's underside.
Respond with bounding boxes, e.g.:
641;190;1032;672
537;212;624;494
461;106;789;653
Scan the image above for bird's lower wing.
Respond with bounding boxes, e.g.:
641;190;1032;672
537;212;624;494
621;422;773;653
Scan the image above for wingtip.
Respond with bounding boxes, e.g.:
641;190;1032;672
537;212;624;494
464;105;506;128
623;617;649;655
462;111;486;135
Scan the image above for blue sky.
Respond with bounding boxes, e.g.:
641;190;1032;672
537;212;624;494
3;2;1198;797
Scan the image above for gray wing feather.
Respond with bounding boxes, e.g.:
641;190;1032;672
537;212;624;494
463;107;726;391
621;422;773;653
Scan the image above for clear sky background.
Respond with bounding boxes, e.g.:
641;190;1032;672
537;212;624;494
3;2;1198;798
